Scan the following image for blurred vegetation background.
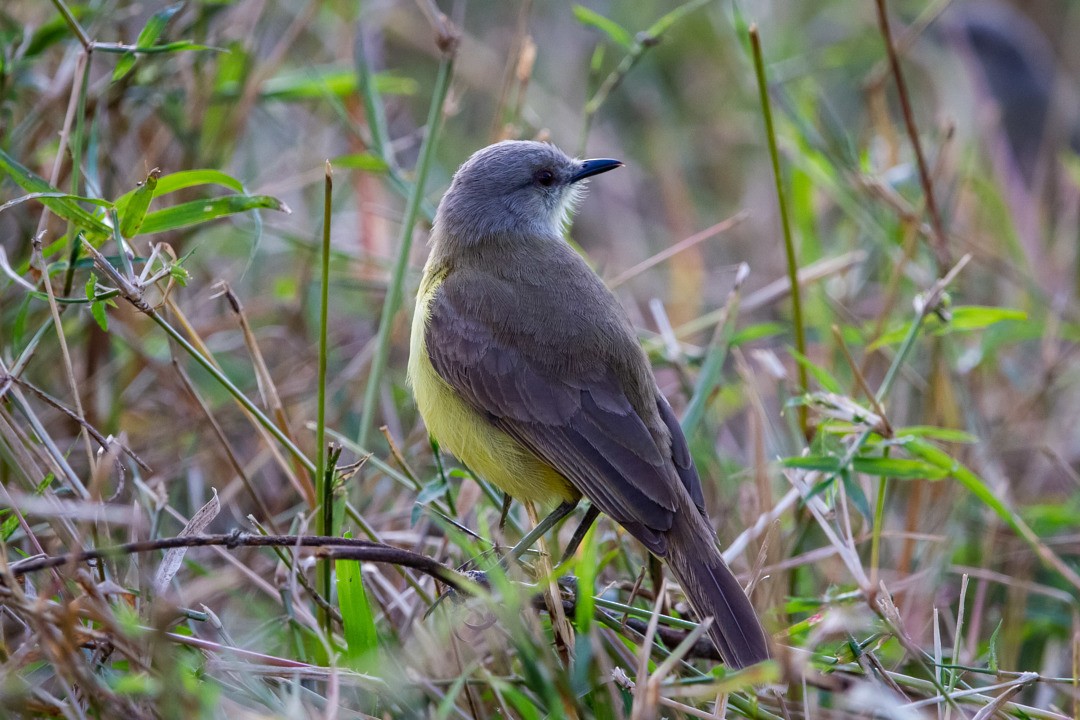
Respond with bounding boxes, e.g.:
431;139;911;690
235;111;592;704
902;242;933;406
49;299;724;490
1;0;1079;717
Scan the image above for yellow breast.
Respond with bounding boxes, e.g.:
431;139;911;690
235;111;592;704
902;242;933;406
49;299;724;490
407;269;578;506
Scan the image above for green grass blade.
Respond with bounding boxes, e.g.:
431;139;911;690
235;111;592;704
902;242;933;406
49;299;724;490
118;168;160;239
0;148;111;239
136;194;288;236
572;6;633;49
112;2;183;81
357;55;454;449
336;536;379;665
749;24;808;435
113;169;245;217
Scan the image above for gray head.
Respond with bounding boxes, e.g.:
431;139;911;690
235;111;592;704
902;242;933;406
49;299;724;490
434;140;622;246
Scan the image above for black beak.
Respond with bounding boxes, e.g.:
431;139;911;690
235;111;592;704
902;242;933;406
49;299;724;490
570;158;623;183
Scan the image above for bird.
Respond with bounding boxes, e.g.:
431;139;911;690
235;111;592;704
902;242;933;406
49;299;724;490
408;139;771;669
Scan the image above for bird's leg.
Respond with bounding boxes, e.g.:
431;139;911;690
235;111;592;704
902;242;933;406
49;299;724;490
498;492;513;530
508;500;578;561
557;503;601;565
432;501;587;617
435;501;577;610
524;500;575;664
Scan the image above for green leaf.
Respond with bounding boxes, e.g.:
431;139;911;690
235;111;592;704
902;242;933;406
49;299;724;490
781;454;948;479
790;348;843;394
137;194;288;236
412;476;448;525
3;474;56;541
944;305;1027;332
0;149;111;240
170;264;191;287
870;320;915;349
903;438;1029;539
589;44;605;75
842;472;872;520
112;3;184;81
416;477;448;505
1023;502;1080;534
730;0;751;49
201;42;249;158
25;12;84;58
260;67;359;100
892;425;978;444
782;455;842;472
10;296;30;349
730;321;786;347
118;168;160;238
573;521;599;634
0;191;111;215
109;41;215;56
331;153;390;173
111;672;160;696
135;4;183;47
90;301;109;331
336;536;379;665
572;6;633;49
0;510;17;543
851;457;947;480
646;0;711;37
210;66;417;101
113;169;245;218
571;519;599;694
436;675;472;720
494;683;544;720
870;306;1027;348
987;620;1002;672
113;54;136;82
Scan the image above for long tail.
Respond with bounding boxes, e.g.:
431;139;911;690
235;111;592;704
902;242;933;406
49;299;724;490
663;513;771;669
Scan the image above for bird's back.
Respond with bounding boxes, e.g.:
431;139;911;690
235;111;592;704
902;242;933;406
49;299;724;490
441;238;662;422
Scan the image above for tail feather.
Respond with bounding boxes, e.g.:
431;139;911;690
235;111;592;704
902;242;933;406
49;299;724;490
664;515;771;669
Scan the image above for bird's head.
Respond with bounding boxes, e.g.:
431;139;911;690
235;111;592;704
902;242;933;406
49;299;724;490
434;140;622;245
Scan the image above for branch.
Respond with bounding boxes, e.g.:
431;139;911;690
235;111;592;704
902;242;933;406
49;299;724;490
875;0;950;268
6;532;467;590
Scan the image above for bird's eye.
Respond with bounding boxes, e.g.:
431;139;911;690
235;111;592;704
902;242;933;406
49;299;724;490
534;169;556;187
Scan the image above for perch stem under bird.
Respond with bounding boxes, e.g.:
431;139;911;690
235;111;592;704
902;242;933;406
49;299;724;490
408;140;771;669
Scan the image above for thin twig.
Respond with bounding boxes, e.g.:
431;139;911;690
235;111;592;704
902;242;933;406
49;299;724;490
608;212;748;288
671;251;866;340
4;373;152;473
874;0;950;267
6;532;467;589
170;360;277;529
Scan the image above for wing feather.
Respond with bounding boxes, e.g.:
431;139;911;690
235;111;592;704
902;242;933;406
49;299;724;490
425;275;682;539
657;395;706;515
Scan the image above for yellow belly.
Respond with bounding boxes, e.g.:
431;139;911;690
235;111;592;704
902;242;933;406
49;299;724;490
408;272;578;506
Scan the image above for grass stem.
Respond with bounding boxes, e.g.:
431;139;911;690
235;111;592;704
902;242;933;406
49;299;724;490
357;55;454;450
316;161;334;636
749;24;809;438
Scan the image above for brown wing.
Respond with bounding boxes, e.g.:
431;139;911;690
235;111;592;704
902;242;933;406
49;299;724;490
656;394;706;517
425;274;688;554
